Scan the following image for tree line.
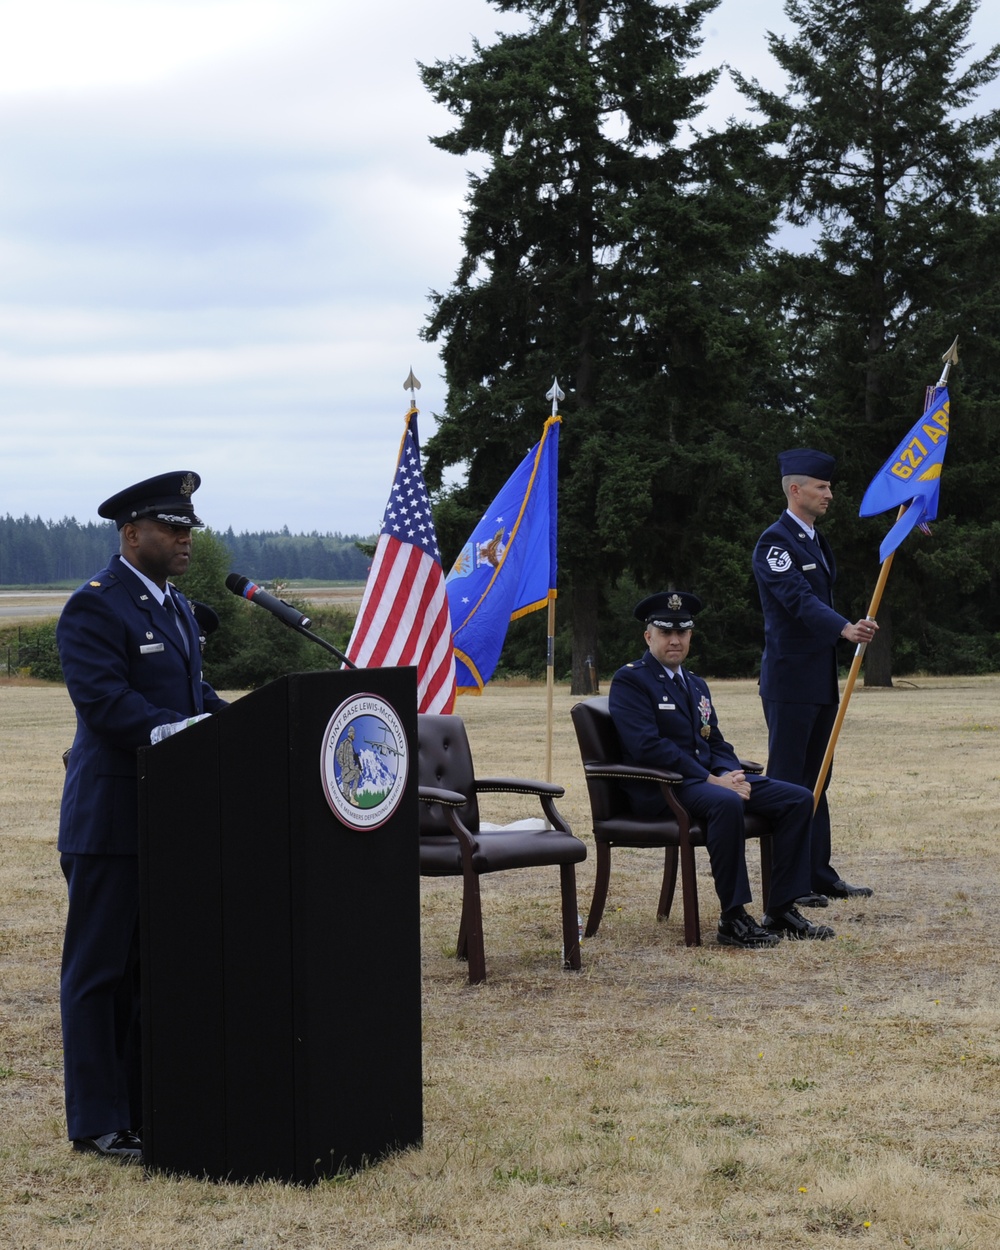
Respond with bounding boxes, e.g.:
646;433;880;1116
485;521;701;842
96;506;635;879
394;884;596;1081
0;515;373;586
420;0;1000;689
4;529;359;691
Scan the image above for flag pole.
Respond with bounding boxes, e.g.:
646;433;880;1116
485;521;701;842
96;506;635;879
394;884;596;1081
811;337;960;811
544;377;564;782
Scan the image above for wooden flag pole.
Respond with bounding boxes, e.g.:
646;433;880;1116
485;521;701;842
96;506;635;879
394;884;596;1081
811;519;901;811
811;336;960;811
544;378;564;783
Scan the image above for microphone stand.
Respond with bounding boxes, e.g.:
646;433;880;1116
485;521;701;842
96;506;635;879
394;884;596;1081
290;622;358;669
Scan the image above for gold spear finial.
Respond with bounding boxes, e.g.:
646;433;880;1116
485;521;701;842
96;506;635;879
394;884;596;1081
936;336;959;388
403;368;421;411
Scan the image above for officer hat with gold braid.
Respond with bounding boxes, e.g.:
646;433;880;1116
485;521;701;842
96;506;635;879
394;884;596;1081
98;471;204;530
634;590;702;631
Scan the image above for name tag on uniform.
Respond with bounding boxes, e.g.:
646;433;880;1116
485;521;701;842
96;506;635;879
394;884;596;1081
802;563;817;571
658;702;676;711
140;643;165;654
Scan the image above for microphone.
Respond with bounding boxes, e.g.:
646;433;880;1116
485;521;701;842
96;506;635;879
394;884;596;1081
225;573;312;630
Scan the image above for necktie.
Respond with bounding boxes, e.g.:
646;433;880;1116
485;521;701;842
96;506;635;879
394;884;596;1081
675;671;695;721
164;594;190;658
811;533;830;573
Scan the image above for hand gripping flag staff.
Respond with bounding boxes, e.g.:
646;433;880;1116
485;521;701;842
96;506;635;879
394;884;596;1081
811;337;957;811
344;372;457;714
446;378;562;778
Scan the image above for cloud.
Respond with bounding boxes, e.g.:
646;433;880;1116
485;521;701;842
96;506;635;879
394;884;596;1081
0;0;323;96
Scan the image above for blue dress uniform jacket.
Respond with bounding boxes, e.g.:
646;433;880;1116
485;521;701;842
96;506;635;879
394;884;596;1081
753;512;847;705
58;554;226;855
609;653;812;915
57;553;226;1141
608;651;740;809
752;513;850;893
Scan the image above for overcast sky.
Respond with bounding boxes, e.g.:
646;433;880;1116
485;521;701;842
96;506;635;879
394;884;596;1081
2;0;998;537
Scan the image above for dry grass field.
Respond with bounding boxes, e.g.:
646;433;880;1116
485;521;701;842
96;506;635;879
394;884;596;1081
2;673;1000;1249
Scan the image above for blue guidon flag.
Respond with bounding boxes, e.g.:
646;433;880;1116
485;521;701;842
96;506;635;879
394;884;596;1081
446;417;559;694
859;386;950;562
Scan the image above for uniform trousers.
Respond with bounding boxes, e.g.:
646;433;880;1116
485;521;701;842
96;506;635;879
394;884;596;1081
672;774;814;915
762;698;840;893
60;854;142;1141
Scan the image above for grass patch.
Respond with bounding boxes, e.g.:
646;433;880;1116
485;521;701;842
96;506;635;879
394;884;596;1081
4;677;1000;1247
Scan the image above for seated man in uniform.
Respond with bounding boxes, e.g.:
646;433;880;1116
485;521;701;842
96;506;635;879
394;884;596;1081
609;591;835;948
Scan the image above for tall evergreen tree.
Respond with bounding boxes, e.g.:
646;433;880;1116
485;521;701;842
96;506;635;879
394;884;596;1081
736;0;1000;682
420;0;784;688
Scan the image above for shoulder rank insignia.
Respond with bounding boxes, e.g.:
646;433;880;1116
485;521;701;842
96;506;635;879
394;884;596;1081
89;581;101;587
765;546;793;574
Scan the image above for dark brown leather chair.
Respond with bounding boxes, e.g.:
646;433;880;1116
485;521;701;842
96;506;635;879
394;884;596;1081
570;696;773;947
418;713;587;984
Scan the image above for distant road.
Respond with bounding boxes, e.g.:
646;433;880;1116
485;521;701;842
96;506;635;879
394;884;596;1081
0;591;71;619
0;586;364;620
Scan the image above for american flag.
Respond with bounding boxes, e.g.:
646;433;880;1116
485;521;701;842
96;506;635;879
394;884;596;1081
345;410;456;713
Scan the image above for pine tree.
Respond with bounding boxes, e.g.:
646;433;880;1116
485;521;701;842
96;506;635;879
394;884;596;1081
735;0;1000;682
420;0;782;688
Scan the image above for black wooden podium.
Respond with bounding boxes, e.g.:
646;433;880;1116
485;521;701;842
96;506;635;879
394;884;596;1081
137;668;422;1184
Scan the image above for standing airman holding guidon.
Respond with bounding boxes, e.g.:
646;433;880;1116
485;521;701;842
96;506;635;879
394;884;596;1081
752;449;876;907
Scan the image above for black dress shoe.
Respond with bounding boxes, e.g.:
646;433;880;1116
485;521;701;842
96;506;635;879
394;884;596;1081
717;909;782;949
795;892;829;908
72;1129;142;1162
762;906;835;941
827;879;873;898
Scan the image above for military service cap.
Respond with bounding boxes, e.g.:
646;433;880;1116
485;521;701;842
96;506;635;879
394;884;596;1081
99;471;204;529
778;448;836;480
634;590;702;631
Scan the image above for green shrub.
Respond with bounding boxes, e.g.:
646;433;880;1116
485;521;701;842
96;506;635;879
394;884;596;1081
13;621;63;682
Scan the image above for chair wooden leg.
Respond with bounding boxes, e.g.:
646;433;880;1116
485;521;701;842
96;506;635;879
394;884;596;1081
679;841;702;947
456;881;471;959
584;842;611;937
460;871;487;985
656;846;678;922
559;863;582;971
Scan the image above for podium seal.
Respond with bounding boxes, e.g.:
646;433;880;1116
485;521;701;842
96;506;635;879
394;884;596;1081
320;694;409;829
